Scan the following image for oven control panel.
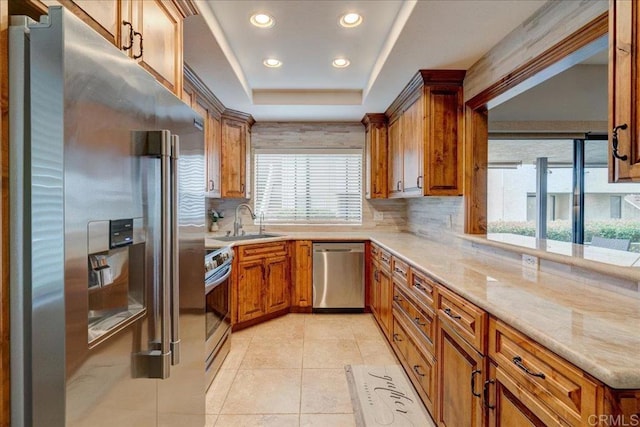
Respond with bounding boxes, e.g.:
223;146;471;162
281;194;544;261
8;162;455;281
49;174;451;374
205;247;233;279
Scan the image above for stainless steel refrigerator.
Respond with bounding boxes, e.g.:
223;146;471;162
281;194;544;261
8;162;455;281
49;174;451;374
9;7;205;426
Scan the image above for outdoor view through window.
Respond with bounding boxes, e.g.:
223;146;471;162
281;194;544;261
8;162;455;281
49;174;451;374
487;41;640;256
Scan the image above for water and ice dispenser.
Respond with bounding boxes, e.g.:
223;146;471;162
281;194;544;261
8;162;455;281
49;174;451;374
87;218;145;344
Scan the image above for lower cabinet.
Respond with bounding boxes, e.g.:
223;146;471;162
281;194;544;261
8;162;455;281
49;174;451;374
234;242;290;326
486;318;601;427
291;240;312;310
371;259;391;338
265;256;289;313
236;259;267;323
436;320;485;427
486;362;547;427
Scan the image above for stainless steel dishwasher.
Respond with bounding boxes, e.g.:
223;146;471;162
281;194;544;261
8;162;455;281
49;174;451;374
312;242;365;311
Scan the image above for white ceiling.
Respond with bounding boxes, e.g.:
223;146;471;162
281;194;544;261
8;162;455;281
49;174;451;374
185;0;547;121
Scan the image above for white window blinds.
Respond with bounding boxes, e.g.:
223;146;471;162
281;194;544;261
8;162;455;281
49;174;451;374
254;150;362;224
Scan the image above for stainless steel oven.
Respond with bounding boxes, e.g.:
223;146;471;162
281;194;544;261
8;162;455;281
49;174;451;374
204;246;233;389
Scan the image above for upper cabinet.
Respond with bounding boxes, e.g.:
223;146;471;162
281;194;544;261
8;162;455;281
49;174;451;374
221;110;254;199
609;0;640;182
383;70;466;198
362;114;388;199
21;0;185;96
183;66;225;198
130;0;183;95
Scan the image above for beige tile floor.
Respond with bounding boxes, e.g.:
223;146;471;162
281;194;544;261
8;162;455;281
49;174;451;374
205;313;400;427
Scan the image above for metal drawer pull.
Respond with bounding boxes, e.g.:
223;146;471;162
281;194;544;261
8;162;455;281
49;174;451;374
394;267;407;276
471;369;482;397
414;283;426;292
416;175;422;189
393;295;402;302
413;365;425;377
444;308;462;320
512;356;546;379
393;333;403;342
483;379;495;409
414;317;427;327
612;123;629;161
381;256;390;263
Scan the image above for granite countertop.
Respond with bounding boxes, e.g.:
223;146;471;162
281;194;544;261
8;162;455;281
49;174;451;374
206;231;640;389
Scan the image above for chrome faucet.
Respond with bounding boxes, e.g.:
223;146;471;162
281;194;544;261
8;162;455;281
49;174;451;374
259;212;265;235
233;203;256;236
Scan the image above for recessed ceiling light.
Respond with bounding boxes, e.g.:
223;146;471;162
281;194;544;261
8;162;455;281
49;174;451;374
339;13;362;28
250;13;275;28
332;58;350;68
263;58;282;68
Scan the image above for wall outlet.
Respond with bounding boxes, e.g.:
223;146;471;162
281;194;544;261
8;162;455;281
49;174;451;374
374;211;384;221
522;254;539;270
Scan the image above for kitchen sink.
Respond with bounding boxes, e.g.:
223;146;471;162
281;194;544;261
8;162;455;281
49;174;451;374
214;233;282;242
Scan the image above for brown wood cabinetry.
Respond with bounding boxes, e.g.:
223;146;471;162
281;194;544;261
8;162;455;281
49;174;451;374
236;259;266;323
131;0;182;95
291;240;312;310
388;118;403;197
385;70;465;197
265;256;289;313
221;110;254;199
183;66;224;197
371;245;392;338
609;0;640;182
401;96;423;196
362;114;388;199
233;242;290;327
23;0;185;95
486;318;601;427
436;320;485;427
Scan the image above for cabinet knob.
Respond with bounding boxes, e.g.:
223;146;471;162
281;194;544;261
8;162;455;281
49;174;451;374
612;123;628;161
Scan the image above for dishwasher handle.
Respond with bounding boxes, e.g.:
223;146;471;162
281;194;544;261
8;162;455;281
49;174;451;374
312;243;365;253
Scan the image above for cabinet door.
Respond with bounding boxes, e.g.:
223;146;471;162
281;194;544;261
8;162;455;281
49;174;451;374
388;118;403;198
610;0;640;181
402;95;424;196
424;86;463;195
265;256;290;313
57;0;122;46
206;114;222;198
192;101;211;193
379;269;392;337
292;241;312;308
132;0;182;95
221;118;247;198
486;363;546;427
370;263;380;319
437;321;484;427
365;122;388;199
236;260;265;322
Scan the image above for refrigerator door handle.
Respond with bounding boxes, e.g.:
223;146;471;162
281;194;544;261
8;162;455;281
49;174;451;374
134;130;172;379
170;134;181;365
159;129;173;378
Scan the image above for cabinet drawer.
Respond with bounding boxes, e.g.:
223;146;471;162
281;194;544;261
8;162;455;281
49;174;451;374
392;256;409;284
407;340;436;416
488;318;600;426
410;268;436;310
393;285;435;353
391;313;410;360
379;248;392;272
237;241;288;262
370;244;381;263
436;285;486;352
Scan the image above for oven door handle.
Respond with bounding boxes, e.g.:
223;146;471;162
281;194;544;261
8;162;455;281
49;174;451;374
205;264;232;294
